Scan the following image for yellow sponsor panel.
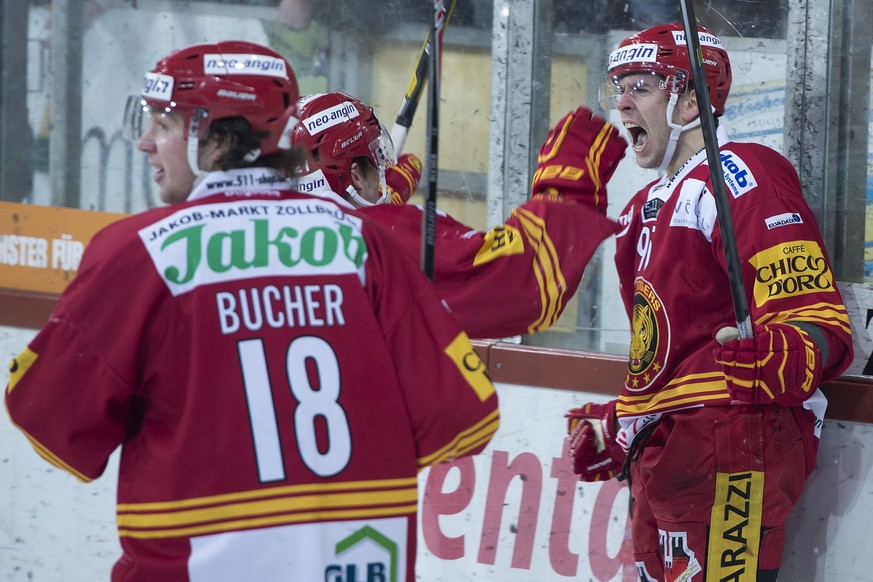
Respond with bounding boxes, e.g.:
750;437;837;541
706;470;764;580
444;332;494;402
0;201;126;294
749;240;834;308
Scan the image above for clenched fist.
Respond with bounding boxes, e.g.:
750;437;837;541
531;107;628;211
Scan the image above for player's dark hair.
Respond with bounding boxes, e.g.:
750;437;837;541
206;117;306;174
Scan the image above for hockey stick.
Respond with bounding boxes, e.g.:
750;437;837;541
678;0;753;339
421;0;450;280
390;0;458;155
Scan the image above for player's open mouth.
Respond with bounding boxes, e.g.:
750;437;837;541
625;122;648;152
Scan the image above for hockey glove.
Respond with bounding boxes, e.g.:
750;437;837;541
714;322;822;407
565;399;626;482
383;153;422;205
531;107;627;212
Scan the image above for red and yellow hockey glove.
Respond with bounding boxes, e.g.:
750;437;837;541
384;153;422;205
531;107;628;212
714;323;822;407
565;399;626;482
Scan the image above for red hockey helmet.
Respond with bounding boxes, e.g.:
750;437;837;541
124;40;299;156
291;92;396;203
601;23;731;116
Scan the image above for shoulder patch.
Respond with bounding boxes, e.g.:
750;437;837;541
765;213;803;230
719;150;757;198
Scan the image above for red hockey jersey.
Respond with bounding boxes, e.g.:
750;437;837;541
5;169;498;581
355;195;618;339
613;128;852;447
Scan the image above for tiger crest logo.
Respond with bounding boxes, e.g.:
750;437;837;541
630;303;656;373
627;278;669;391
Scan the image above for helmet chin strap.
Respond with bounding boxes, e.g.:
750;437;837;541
657;93;703;173
186;138;208;179
345;165;390;208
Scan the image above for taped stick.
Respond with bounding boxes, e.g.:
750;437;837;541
678;0;753;339
390;0;457;155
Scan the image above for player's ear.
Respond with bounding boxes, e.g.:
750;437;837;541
349;161;367;190
199;132;235;171
682;88;701;124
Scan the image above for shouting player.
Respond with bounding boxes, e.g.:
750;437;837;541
565;23;852;581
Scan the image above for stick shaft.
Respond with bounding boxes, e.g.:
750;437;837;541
422;0;447;280
678;0;753;339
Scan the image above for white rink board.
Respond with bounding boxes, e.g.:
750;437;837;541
2;325;873;581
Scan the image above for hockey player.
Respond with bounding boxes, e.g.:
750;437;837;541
564;23;853;581
291;91;629;339
5;41;499;581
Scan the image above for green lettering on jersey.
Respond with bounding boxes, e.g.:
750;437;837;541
160;218;365;284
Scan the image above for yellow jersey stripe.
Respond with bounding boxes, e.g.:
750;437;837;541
118;503;419;539
17;429;92;483
117;476;418;512
755;304;850;334
514;208;566;332
514;210;554;331
118;487;418;530
618;373;728;414
422;420;500;467
418;411;500;466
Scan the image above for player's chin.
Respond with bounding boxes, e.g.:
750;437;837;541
633;151;659;170
159;185;189;205
634;140;667;169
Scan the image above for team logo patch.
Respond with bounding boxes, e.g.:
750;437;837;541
750;239;834;308
660;530;703;581
472;225;523;266
765;212;803;230
626;278;669;391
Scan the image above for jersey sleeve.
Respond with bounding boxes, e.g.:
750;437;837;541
711;145;853;380
361;219;500;468
365;199;619;339
4;223;146;481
